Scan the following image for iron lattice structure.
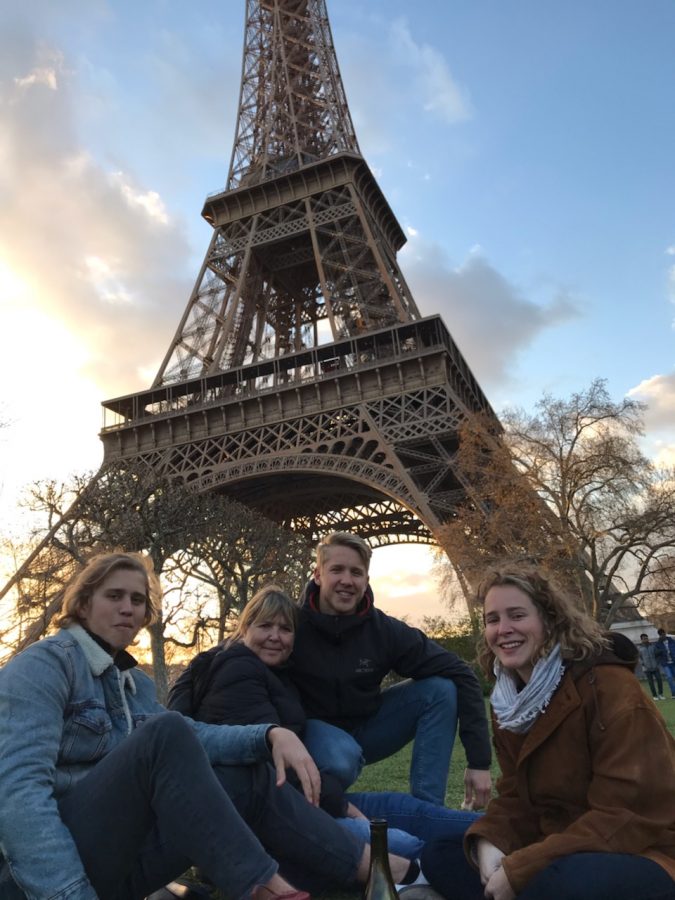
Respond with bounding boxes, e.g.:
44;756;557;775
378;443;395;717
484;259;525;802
99;0;498;547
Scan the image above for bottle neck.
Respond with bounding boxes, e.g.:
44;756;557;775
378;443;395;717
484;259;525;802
370;821;389;862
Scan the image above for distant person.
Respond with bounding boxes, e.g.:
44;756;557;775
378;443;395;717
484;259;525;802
420;567;675;900
289;531;492;808
656;628;675;698
638;632;666;700
169;583;479;862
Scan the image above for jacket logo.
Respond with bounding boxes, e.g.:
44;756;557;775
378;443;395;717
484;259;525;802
355;657;375;674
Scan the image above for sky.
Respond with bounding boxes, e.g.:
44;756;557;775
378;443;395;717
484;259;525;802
1;0;674;624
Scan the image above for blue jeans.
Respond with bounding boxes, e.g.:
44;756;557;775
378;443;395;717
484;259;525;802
303;676;458;805
56;713;364;899
661;663;675;696
338;791;480;858
421;837;675;900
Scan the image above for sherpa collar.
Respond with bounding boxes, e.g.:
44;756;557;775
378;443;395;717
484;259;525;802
67;624;138;686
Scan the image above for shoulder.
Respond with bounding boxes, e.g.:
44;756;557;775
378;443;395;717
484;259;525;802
574;663;654;718
210;644;268;681
1;631;78;675
369;608;407;632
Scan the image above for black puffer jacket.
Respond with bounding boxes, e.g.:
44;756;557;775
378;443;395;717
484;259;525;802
291;580;491;770
191;642;305;732
172;641;346;817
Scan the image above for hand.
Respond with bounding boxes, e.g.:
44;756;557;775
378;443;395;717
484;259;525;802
476;839;504;886
267;727;321;806
345;801;368;820
463;767;492;810
484;865;515;900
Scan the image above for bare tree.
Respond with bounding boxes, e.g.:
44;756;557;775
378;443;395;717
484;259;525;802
172;502;313;642
642;554;675;629
1;465;314;702
439;379;675;623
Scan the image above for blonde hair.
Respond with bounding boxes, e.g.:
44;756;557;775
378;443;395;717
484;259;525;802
476;566;609;679
316;532;372;571
55;551;160;630
229;584;298;643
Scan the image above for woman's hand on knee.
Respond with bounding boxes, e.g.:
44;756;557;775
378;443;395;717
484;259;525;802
267;727;321;806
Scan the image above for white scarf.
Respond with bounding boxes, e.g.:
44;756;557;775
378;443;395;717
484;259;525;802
490;643;566;734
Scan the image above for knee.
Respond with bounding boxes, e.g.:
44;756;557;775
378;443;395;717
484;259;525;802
304;721;364;785
141;710;199;756
421;676;458;708
321;742;363;786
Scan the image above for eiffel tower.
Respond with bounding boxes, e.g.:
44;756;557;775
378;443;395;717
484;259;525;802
100;0;496;547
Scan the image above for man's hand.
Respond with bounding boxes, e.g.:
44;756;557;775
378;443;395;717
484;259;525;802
483;865;515;900
267;727;321;806
463;767;492;810
476;839;504;886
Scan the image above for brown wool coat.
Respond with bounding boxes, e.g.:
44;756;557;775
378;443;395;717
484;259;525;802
465;654;675;893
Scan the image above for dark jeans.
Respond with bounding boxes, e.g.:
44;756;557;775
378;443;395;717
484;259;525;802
645;668;664;697
59;712;363;900
421;836;675;900
212;759;363;892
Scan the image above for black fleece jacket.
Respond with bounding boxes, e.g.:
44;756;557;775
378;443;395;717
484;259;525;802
291;580;492;770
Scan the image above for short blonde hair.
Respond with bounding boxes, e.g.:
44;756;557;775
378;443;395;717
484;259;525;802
230;584;298;643
316;532;372;571
55;552;160;630
476;566;609;679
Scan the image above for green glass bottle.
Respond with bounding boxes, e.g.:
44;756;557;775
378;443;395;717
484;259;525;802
364;818;398;900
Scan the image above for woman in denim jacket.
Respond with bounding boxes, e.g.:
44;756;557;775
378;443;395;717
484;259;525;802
0;552;413;900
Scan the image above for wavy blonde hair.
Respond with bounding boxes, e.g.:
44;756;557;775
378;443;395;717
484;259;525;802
476;566;609;679
229;584;298;643
316;531;372;571
55;551;160;630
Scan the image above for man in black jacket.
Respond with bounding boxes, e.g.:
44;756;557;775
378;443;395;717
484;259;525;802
291;532;492;808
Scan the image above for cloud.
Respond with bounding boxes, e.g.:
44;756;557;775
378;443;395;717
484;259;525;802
14;63;59;91
628;373;675;433
400;235;578;388
0;32;193;398
390;18;472;124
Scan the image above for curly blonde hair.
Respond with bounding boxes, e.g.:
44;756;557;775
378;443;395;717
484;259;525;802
55;551;160;630
475;566;609;679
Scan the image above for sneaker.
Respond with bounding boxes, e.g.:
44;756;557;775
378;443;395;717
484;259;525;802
658;695;666;700
398;887;446;900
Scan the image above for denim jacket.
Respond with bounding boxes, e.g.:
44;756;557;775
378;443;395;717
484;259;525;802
0;626;272;900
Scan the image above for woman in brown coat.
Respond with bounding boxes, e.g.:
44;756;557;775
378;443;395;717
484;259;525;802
419;567;675;900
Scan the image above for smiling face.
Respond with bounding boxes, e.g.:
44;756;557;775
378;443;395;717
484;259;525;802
242;616;294;666
78;567;148;651
314;544;369;615
484;584;547;683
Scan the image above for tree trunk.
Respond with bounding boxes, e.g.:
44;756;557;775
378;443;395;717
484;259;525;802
148;617;168;704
